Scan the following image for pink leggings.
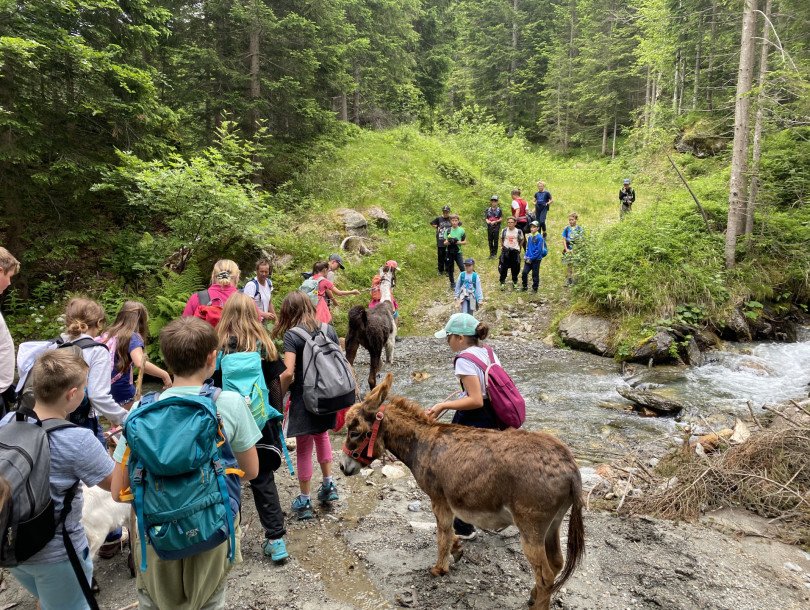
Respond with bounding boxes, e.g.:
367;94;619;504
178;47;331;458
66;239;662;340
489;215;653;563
295;431;332;482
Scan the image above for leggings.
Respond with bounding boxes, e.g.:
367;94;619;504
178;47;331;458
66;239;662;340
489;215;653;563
295;431;333;481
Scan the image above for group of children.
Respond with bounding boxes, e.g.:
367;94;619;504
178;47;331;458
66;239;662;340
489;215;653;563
435;180;586;317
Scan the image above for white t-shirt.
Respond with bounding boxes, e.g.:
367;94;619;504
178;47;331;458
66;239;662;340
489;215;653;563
502;228;522;250
244;277;273;312
454;345;502;398
0;311;14;393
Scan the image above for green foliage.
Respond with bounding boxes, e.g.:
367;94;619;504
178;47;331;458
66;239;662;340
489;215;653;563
433;160;476;186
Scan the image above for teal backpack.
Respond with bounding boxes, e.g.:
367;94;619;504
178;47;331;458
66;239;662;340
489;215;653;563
121;383;242;571
298;277;325;307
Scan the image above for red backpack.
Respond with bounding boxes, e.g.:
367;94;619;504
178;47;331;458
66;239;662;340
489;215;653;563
455;345;526;430
193;289;224;328
370;275;382;301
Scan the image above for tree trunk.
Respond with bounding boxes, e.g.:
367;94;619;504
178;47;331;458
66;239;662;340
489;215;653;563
248;28;262;186
563;0;576;154
746;0;771;240
643;64;651;146
508;0;518;137
725;0;758;269
339;94;348;122
353;65;361;126
602;124;608;156
692;11;703;110
706;0;718;110
672;48;680;114
611;113;617;160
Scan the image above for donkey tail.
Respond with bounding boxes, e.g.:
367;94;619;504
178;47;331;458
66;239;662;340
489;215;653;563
551;476;586;594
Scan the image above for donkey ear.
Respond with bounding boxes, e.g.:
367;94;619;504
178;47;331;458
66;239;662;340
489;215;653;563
362;373;393;414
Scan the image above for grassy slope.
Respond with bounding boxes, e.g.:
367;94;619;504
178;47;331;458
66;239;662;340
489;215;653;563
269;125;655;337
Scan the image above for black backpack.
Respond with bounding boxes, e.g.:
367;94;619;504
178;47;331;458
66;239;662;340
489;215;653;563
16;337;107;428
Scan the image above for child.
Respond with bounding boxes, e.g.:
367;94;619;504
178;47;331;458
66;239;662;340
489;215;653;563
510;188;530;250
455;259;483;315
427;313;502;541
309;260;361;324
484;196;503;258
3;350;115;610
60;298;129;442
562;212;584;287
214;293;288;563
182;259;241;318
0;247;20;415
499;216;523;290
443;214;466;290
110;317;260;609
273;291;341;520
619;178;635;220
521;221;546;294
100;301;172;410
533;181;553;238
242;258;277;323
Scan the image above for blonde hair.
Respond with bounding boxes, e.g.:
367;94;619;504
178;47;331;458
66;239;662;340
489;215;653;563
0;247;20;275
511;188;521;196
210;259;240;288
217;293;278;359
104;301;149;373
64;298;106;338
569;212;578;220
32;350;89;404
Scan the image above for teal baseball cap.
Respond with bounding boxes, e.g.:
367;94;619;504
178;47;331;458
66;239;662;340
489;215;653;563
434;313;480;338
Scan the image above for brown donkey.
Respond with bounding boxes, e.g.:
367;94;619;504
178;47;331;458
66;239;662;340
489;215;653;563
340;373;585;609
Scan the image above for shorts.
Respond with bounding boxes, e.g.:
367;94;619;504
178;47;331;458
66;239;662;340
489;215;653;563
10;547;94;610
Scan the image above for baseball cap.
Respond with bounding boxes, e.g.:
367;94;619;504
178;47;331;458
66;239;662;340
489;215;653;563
464;258;475;266
385;260;398;269
442;205;451;212
490;195;499;201
434;313;480;339
623;178;631;185
530;220;540;227
329;253;344;269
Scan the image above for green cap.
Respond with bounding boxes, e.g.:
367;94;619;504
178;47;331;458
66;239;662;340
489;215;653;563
434;313;479;338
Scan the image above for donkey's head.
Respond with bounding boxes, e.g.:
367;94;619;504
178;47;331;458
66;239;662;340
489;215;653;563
340;372;393;476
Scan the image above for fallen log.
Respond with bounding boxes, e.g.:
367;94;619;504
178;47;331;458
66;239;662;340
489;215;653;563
616;386;685;414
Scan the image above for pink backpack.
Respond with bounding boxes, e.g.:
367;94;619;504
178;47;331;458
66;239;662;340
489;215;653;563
455;345;526;430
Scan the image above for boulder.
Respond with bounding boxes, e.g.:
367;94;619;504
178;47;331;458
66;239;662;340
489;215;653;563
722;308;752;342
340;234;372;255
674;121;729;158
630;331;676;364
366;206;390;230
616;386;685;414
558;314;614;357
679;337;703;366
694;328;723;351
335;207;368;236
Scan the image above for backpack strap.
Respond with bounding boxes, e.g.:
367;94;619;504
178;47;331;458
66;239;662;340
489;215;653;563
61;482;101;610
454;350;492;395
56;337;108;351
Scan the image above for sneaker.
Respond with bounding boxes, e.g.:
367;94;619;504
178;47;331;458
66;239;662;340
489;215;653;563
513;282;519;291
455;530;477;541
292;496;314;519
98;528;129;559
566;277;573;287
317;482;339;504
500;283;505;291
263;538;289;562
489;254;496;259
519;286;527;292
530;289;537;295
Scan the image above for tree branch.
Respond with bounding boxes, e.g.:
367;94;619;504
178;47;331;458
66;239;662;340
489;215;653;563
666;152;711;232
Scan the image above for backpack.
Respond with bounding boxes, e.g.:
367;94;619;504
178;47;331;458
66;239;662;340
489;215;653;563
217;350;282;431
15;337;107;426
455;345;526;430
0;413;75;566
289;326;357;416
459;272;479;301
193;289;225;328
121;383;242;571
370;275;382;301
299;277;325;308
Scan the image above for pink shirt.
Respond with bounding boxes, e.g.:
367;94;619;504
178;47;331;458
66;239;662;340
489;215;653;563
182;284;238;317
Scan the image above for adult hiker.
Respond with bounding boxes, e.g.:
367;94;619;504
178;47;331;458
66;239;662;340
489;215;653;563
484;196;503;259
533;181;553;239
620;178;636;220
430;205;460;276
510;188;530;251
243;258;277;323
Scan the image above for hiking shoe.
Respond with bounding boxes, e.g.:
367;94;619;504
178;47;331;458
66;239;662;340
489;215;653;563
98;529;129;559
530;289;538;295
565;277;573;287
292;496;314;519
519;286;527;292
317;482;339;504
263;539;289;562
455;530;477;541
513;283;519;291
500;283;505;291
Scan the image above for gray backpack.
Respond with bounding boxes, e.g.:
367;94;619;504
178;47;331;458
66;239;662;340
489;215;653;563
290;326;357;415
0;413;74;565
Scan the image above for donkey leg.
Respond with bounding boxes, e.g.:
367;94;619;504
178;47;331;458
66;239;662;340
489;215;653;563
429;499;457;577
368;353;382;390
544;516;565;579
517;524;557;610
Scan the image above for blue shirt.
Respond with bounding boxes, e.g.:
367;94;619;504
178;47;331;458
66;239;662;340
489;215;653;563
534;191;552;208
562;225;583;249
524;233;546;262
110;334;144;404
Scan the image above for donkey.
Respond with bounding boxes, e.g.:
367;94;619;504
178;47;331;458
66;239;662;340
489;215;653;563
345;265;397;390
340;373;585;609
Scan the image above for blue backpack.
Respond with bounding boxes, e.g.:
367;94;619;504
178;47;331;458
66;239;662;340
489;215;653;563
121;383;242;571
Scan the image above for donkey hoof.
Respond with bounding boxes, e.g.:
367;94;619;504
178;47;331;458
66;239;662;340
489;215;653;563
429;566;448;577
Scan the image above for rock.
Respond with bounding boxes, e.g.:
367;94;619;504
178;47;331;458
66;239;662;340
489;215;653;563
784;562;803;573
694;329;723;351
615;386;685;414
360;468;373;477
340;234;372;254
407;501;422;512
630;331;675;364
674;121;729;157
730;419;751;443
723;308;752;342
658;476;678;490
695;443;706;457
381;465;407;479
690;430;732;452
366;206;390;229
737;358;775;376
558;314;614;357
335;207;368;236
542;334;556;347
598;401;633;412
409;521;436;531
679;337;703;366
594;464;616;482
579;468;607;493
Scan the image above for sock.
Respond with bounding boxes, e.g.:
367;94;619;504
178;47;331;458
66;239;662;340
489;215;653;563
300;493;311;503
322;476;333;486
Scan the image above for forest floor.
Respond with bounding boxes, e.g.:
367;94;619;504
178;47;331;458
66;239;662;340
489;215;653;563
2;339;810;610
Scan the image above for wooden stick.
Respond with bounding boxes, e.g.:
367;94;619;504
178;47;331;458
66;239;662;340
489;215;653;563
762;404;800;426
746;400;763;429
616;474;633;512
666;152;711;232
698;414;730;448
115;603;139;610
788;399;810;419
